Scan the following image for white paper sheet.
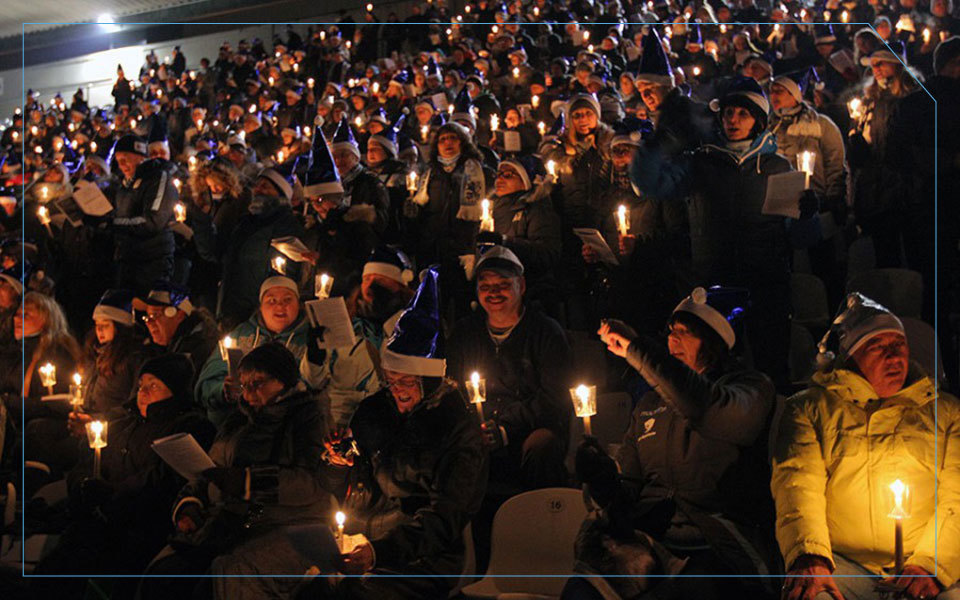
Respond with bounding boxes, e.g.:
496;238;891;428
501;130;521;153
573;228;619;265
271;236;314;262
304;297;357;348
151;432;216;481
72;180;114;217
761;171;805;219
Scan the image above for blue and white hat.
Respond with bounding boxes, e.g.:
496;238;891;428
331;117;361;160
132;282;194;316
302;124;343;198
451;87;476;130
92;289;136;326
363;246;415;285
380;266;446;377
258;163;296;202
369;112;406;158
635;29;674;87
672;286;750;349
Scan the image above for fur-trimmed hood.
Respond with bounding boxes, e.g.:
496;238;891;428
342;202;377;224
771;102;823;139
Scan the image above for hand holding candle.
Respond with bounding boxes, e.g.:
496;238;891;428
467;372;486;419
570;384;597;435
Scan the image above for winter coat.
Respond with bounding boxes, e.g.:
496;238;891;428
143;309;220;386
172;382;333;534
609;335;779;577
300;203;380;300
196;312;309;427
548;123;615;231
322;381;487;577
368;158;412;243
491;184;562;299
446;309;573;449
770;102;847;214
112;158;180;293
14;334;80;424
217;201;304;328
82;339;149;421
66;395;214;558
771;364;960;587
342;165;390;235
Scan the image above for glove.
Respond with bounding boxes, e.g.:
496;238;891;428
79;477;113;511
798;189;820;220
575;436;619;507
481;419;508;451
202;467;248;499
476;230;504;247
307;326;327;365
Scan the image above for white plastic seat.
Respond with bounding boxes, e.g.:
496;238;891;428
461;488;588;599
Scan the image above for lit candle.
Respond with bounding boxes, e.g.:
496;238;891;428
664;26;672;39
583;30;590;42
70;372;84;410
492;25;499;34
847;97;863;120
272;256;287;274
34;144;43;155
841;10;849;23
90;141;97;153
315;273;334;299
798;151;815;189
157;89;163;98
219;335;236;362
447;104;455;115
467;372;486;420
570;384;597;435
406;170;418;194
277;150;285;164
293;63;299;73
888;479;910;574
720;24;727;34
531;94;539;109
307;77;315;89
11;131;17;141
188;155;198;170
480;199;495;232
372;81;379;95
421;124;429;142
249;103;258;113
587;44;594;53
173;177;182;193
546;159;557;181
537;121;546;136
174;202;187;222
824;10;832;21
366;2;373;11
39;362;57;396
512;66;520;79
923;27;931;44
86;420;108;479
335;511;346;552
268;76;275;87
692;65;701;77
354;115;363;128
37;205;53;237
490;113;499;131
533;6;540;17
195;118;203;131
616;204;630;237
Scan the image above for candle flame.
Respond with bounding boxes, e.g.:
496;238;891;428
273;256;286;273
91;420;103;435
575;384;589;402
73;372;82;386
335;511;346;526
223;335;235;349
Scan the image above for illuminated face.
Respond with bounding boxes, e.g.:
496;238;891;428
13;302;46;340
238;369;285;409
722;105;757;141
636;81;668;112
143;305;185;346
332;148;359;175
495;163;525;196
0;280;18;310
477;270;524;319
259;287;299;333
871;61;898;80
769;82;798;111
115;151;144;180
383;369;422;413
611;143;635;169
367;140;388;166
137;373;173;416
570;108;598;135
851;332;909;398
253;177;280;197
437;132;461;159
667;321;703;372
94;318;116;345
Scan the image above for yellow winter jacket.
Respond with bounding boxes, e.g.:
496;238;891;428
771;364;960;587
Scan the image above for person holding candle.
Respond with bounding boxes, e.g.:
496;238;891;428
196;276;309;427
365;112;415;243
569;286;779;599
32;353;214;588
217;165;305;329
134;282;219;382
143;343;332;599
769;68;849;306
110;133;181;296
447;246;572;492
774;293;960;600
330;117;391;235
307;267;487;600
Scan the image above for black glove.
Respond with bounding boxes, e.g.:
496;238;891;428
575;436;619;507
799;189;820;220
307;326;327;365
481;419;508;451
476;230;504;247
79;477;113;511
202;467;247;499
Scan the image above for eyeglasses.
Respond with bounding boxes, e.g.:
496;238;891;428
138;381;164;394
142;312;164;323
239;377;274;394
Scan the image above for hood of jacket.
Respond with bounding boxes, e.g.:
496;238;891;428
810;362;936;408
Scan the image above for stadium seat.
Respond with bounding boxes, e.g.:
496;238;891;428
791;272;830;331
789;322;817;384
846;268;923;319
462;488;588;599
901;317;947;386
846;236;877;279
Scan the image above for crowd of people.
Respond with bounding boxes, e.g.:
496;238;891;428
0;0;958;598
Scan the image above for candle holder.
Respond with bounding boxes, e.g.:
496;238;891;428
480;199;495;233
85;420;109;479
406;171;419;196
546;159;558;183
39;362;57;396
315;273;334;299
272;255;287;275
570;384;597;435
174;202;187;222
466;372;486;419
797;151;815;189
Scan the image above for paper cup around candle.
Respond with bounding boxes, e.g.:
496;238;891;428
174;202;187;222
219;335;236;361
272;256;287;274
571;384;597;435
467;372;486;419
315;273;334;299
616;205;630;237
85;420;108;449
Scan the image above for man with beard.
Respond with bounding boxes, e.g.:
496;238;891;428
300;246;416;431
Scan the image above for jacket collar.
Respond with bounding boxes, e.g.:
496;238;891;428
812;362;937;407
703;130;779;167
125;394;193;421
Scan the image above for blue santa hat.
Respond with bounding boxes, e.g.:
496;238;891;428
635;29;675;87
425;57;443;81
369;111;406;158
772;67;819;103
92;289;136;326
499;154;546;191
717;75;770;128
380;266;446;377
363;245;415;285
132;281;195;316
611;117;652;148
368;107;390;127
331;117;361;160
672;286;750;349
257;162;296;202
814;24;837;45
451;87;476;130
302;123;343;198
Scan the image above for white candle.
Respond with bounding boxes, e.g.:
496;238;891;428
407;170;418;194
571;384;597;435
421;125;429;142
480;199;495;232
87;420;108;478
490;114;499;131
272;256;287;274
798;151;815;189
531;95;539;109
315;273;333;299
174;202;187;222
39;362;57;395
888;479;910;573
848;97;863;120
70;372;83;410
537;121;546;136
546;159;557;181
616;204;629;237
512;66;520;79
468;372;486;419
277;150;285;164
335;511;346;552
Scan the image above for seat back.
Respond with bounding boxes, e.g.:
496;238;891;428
901;317;947;385
789;322;817;384
790;272;830;330
846;236;877;279
482;488;588;596
846;268;924;319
